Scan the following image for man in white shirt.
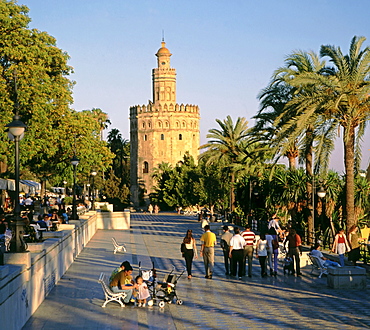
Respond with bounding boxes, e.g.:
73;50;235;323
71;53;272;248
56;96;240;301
229;227;246;279
310;243;341;268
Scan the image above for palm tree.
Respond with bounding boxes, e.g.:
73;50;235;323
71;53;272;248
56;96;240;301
85;108;111;140
279;36;370;230
258;50;333;243
199;116;249;212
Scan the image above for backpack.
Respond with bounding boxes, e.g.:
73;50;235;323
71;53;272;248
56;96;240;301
220;239;229;252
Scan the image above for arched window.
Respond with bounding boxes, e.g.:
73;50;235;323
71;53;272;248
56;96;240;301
161;134;164;140
142;122;145;128
148;121;151;128
182;121;186;128
158;121;162;128
165;121;169;128
179;134;182;140
144;134;147;141
143;161;149;174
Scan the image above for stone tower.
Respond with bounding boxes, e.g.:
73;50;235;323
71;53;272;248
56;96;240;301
130;41;200;207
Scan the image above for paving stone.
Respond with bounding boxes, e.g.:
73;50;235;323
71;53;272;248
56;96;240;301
22;213;370;330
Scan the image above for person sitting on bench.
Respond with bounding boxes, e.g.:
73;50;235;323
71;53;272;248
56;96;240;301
109;264;137;305
310;243;341;268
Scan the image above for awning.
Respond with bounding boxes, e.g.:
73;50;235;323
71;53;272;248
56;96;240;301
0;178;41;194
0;178;7;190
20;180;41;194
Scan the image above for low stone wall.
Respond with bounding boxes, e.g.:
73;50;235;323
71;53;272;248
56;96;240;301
0;212;98;330
96;210;130;230
327;266;366;289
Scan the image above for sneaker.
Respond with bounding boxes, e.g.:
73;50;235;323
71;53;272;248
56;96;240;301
142;303;146;307
137;303;142;307
238;277;242;280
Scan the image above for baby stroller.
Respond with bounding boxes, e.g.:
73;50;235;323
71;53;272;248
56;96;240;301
154;265;185;308
138;262;185;308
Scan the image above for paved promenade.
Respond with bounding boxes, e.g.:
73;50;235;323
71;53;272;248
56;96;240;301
23;213;370;329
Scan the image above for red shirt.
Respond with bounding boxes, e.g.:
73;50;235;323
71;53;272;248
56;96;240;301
241;230;255;246
338;235;345;244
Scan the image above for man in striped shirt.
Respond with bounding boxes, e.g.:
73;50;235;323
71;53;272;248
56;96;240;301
241;225;256;277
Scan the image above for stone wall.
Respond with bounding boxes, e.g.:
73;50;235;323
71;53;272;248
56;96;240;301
0;211;99;330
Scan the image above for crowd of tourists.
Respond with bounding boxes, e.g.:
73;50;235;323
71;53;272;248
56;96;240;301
179;214;363;280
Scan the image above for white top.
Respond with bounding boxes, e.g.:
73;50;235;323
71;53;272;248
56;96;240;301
257;239;268;256
310;249;325;267
230;234;246;250
137;283;150;300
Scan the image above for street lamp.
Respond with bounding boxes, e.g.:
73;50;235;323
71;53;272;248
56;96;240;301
91;170;97;211
5;115;27;252
312;182;326;244
70;155;79;220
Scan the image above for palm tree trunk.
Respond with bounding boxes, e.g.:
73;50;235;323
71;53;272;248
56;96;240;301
288;156;296;169
230;171;235;212
343;126;356;231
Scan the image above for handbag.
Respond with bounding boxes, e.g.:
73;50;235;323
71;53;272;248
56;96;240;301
180;242;186;253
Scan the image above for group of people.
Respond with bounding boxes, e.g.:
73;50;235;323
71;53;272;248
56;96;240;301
180;215;363;280
109;261;151;307
147;204;159;214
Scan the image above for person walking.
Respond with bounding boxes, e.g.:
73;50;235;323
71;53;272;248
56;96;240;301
285;229;302;276
241;224;255;277
220;225;233;275
266;227;277;276
229;227;246;279
332;228;350;267
347;225;361;266
200;224;216;279
182;229;198;279
256;233;268;277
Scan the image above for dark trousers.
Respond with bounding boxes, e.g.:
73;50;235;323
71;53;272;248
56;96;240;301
231;249;244;277
289;247;300;274
258;256;267;276
222;249;231;274
184;248;194;276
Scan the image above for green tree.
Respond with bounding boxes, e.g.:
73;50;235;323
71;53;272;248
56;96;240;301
0;2;114;190
278;36;370;230
200;116;249;212
107;128;130;187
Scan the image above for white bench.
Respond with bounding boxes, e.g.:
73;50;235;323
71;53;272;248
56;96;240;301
308;254;328;278
112;237;126;254
98;272;127;307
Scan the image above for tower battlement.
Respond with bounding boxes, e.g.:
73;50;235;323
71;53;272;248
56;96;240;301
130;103;199;116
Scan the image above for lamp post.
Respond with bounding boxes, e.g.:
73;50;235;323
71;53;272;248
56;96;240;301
63;180;67;196
91;170;97;211
6;115;27;252
70;155;79;220
312;181;326;244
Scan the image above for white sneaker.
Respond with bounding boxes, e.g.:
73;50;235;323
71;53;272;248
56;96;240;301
137;303;142;307
142;303;146;307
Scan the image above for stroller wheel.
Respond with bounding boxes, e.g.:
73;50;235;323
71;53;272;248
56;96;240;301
176;299;183;305
147;300;154;307
158;301;165;308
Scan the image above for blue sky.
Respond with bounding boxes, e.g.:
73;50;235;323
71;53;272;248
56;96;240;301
19;0;370;172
